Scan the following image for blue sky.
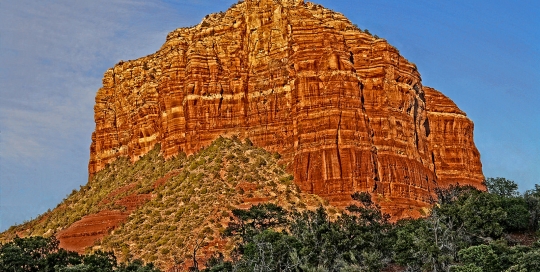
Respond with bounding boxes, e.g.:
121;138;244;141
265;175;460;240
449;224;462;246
0;0;538;231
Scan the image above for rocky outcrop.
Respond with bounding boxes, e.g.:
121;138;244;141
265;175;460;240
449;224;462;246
89;0;484;216
56;210;130;253
424;87;484;188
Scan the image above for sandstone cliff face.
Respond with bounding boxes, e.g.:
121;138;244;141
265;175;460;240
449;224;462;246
424;87;484;188
89;0;484;216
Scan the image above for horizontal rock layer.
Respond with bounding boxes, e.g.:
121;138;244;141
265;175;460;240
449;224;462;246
89;0;484;216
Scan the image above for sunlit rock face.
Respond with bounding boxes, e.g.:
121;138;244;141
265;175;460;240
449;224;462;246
89;0;484;217
423;87;484;188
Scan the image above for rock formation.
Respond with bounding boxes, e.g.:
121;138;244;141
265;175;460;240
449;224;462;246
424;87;484;187
89;0;484;216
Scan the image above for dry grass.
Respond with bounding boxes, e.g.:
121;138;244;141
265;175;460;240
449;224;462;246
99;137;328;268
1;137;330;270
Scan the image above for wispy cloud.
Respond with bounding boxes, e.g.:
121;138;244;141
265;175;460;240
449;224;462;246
0;0;171;162
0;0;205;230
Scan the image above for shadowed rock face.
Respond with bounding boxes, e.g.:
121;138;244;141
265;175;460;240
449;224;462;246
89;0;484;217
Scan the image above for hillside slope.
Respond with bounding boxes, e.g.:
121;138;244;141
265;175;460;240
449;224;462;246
1;137;330;269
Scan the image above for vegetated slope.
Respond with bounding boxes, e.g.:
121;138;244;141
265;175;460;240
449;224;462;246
98;137;331;269
1;137;330;269
1;144;182;242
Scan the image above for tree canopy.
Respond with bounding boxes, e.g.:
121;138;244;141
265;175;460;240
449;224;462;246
204;179;540;272
0;236;159;272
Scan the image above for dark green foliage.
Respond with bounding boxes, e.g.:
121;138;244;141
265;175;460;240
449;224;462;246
434;184;531;238
395;185;536;271
218;192;393;271
507;249;540;271
0;236;80;272
455;240;525;272
437;187;506;239
0;236;160;272
485;177;520;197
475;184;529;232
202;254;232;272
80;251;117;271
288;206;347;270
524;185;540;231
117;259;160;272
234;230;302;271
501;196;530;232
207;180;540;272
451;264;483;272
225;203;288;242
5;166;540;272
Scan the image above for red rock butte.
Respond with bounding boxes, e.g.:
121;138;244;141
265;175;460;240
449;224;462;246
89;0;484;217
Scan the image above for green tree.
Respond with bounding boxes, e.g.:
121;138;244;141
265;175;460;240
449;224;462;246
225;203;288;242
234;230;302;272
0;236;159;272
117;259;161;272
507;250;540;272
0;236;78;272
81;250;117;271
524;185;540;231
393;211;462;272
393;186;508;271
220;193;394;271
435;187;507;240
207;183;540;272
451;263;483;272
484;177;519;197
337;192;393;271
202;253;232;272
483;178;529;232
288;206;346;270
500;196;530;232
456;241;522;271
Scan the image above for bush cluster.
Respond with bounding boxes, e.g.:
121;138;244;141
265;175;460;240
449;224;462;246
203;178;540;272
0;236;160;271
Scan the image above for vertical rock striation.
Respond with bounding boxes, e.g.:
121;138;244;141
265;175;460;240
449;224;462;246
424;87;484;188
89;0;484;217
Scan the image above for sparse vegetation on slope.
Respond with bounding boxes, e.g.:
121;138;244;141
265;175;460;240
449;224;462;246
99;137;329;268
1;137;329;270
1;144;184;241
